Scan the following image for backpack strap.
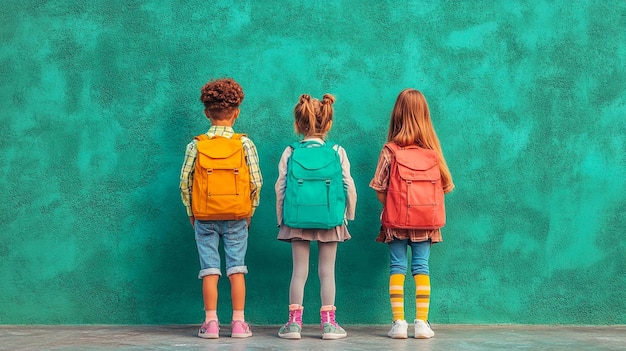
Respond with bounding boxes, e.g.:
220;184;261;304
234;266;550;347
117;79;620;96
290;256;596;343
195;134;210;142
195;133;247;141
385;142;420;153
289;140;339;156
293;140;338;148
289;141;301;150
302;140;326;148
384;142;399;153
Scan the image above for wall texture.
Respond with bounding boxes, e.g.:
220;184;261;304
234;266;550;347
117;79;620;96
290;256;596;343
1;1;625;325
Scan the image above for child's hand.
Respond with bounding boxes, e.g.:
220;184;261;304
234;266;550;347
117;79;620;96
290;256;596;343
376;191;387;204
246;217;251;228
189;216;195;227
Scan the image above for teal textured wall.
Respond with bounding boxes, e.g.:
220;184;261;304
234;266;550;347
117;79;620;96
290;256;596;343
1;1;625;325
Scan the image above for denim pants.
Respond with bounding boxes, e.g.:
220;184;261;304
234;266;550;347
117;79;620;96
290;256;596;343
194;219;248;278
388;239;431;276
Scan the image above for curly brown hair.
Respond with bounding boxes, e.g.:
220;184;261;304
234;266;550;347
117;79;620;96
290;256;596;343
200;78;244;120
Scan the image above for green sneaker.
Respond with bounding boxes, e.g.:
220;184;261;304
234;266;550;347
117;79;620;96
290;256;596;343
321;321;347;340
278;321;302;339
320;307;347;340
278;306;303;339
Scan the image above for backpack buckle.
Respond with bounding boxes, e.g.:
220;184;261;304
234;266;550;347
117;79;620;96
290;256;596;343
326;179;331;186
207;169;213;175
298;179;303;185
234;169;239;175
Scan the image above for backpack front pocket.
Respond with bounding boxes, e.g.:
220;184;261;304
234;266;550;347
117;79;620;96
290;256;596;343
294;179;331;228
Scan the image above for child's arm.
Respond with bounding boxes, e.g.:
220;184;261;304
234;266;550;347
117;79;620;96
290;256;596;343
274;147;292;226
338;146;357;221
369;147;391;204
179;141;197;226
242;138;263;217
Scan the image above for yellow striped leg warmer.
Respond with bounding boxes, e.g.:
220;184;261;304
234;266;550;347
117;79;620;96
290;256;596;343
414;274;431;321
389;274;405;321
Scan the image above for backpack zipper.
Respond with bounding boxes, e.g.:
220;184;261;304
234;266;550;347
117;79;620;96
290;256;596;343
406;180;411;225
326;179;331;209
206;169;212;212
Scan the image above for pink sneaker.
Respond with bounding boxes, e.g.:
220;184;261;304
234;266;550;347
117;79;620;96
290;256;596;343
198;320;219;339
231;320;252;338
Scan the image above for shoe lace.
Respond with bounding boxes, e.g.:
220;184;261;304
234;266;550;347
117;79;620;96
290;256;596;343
235;320;250;332
416;320;431;330
322;311;339;327
286;309;302;326
393;320;406;331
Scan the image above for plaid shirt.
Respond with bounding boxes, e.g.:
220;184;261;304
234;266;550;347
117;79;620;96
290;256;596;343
179;126;263;217
370;146;442;243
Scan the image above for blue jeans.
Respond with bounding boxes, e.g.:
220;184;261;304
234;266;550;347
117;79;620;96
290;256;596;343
388;239;431;276
194;219;248;278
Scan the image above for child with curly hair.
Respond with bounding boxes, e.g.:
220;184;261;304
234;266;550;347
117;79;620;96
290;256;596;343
180;78;263;339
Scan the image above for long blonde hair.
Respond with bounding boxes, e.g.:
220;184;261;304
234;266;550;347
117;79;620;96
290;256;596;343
387;88;454;193
293;94;335;138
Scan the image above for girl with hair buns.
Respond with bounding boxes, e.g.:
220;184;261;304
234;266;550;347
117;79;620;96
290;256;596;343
275;93;357;340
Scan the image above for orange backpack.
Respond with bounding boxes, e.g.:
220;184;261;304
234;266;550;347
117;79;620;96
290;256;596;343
191;133;252;220
381;142;446;229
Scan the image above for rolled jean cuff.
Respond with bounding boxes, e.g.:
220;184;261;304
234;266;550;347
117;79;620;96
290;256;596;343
390;267;407;275
412;268;430;276
198;268;221;279
226;265;248;276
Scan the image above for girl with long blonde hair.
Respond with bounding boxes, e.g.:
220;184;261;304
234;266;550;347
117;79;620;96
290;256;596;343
370;88;454;339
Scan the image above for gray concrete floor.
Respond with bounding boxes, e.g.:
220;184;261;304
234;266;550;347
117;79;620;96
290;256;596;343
1;324;625;351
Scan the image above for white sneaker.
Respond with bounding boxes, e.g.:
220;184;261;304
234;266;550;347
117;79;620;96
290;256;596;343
387;319;408;339
414;319;434;339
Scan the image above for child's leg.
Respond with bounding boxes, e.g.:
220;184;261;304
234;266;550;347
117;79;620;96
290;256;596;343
198;275;220;338
318;241;346;339
409;240;431;321
222;220;249;327
289;240;311;305
414;274;430;321
386;239;410;339
194;220;223;323
229;273;245;314
202;275;220;321
389;274;405;321
318;241;337;306
277;240;309;339
278;241;310;339
228;271;251;338
388;239;409;321
194;220;222;338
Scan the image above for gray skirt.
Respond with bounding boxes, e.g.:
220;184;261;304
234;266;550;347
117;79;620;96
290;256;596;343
277;224;352;243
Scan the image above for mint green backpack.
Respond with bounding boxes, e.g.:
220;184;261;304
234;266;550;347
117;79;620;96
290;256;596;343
283;140;346;229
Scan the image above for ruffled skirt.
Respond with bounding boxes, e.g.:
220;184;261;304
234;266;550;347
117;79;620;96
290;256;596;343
277;225;351;243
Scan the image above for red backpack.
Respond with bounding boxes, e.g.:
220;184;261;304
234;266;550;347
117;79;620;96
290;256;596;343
381;142;446;229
